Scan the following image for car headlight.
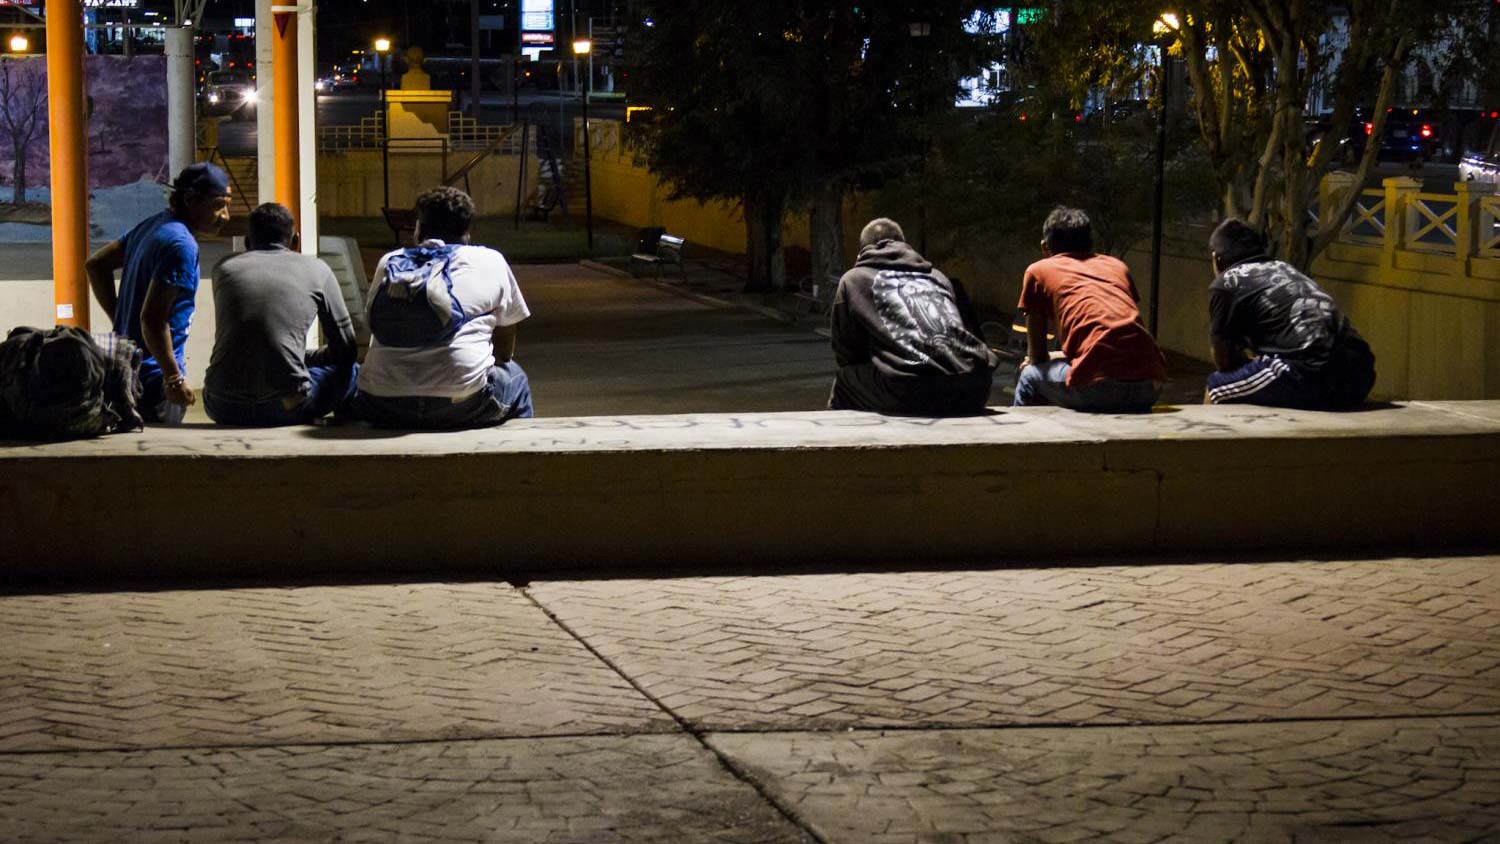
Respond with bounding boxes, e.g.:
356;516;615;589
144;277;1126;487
208;93;220;104
242;89;257;104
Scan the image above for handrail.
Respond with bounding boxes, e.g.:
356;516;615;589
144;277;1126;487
443;124;522;188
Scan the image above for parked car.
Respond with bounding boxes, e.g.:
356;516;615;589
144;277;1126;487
1460;149;1500;186
1341;107;1444;163
200;70;257;120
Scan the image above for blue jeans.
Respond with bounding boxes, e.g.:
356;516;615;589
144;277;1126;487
205;363;359;426
351;361;534;430
1013;359;1160;413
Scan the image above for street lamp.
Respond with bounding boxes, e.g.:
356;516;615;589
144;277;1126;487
8;34;28;53
374;37;392;213
572;38;593;250
1147;12;1179;338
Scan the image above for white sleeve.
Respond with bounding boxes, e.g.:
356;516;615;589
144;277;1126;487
493;253;530;327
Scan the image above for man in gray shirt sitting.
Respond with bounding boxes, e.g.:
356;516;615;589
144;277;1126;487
203;203;357;426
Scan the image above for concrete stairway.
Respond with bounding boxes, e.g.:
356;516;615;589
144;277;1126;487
3;402;1497;579
316;235;371;350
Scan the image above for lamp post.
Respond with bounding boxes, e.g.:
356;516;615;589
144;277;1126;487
1147;13;1179;338
374;37;391;211
572;37;593;251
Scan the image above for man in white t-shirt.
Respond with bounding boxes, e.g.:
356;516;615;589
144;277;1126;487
351;187;533;429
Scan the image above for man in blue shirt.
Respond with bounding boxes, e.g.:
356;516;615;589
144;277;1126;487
86;162;232;423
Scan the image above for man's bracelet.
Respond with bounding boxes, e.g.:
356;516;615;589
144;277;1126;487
164;373;187;388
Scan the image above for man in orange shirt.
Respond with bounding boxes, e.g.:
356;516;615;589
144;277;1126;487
1013;207;1165;413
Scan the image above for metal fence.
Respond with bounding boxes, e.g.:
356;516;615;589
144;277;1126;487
317;112;524;155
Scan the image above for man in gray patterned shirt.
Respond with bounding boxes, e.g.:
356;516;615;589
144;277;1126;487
1204;218;1375;409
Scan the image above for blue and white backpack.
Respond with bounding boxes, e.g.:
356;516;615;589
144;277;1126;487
367;243;468;347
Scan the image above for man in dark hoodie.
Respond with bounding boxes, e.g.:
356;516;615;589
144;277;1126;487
828;218;997;415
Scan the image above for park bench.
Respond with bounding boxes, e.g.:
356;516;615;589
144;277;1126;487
630;230;688;281
792;272;841;318
381;207;418;247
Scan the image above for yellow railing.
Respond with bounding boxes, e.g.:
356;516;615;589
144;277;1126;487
1343;189;1387;245
1480;196;1500;259
1326;176;1498;264
1406;193;1460;254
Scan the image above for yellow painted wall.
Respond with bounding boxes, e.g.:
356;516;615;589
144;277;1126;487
585;122;868;270
317;150;524;216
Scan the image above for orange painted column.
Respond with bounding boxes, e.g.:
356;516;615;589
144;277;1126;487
271;6;300;230
46;0;90;329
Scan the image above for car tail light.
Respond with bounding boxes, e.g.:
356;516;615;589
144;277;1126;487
1491;111;1498;119
1420;124;1432;138
1364;122;1373;136
1075;114;1082;123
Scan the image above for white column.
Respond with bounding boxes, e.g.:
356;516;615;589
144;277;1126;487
297;0;318;255
255;0;276;208
165;26;196;175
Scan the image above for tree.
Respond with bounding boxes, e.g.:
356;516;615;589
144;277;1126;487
883;112;1217;296
628;1;997;291
789;3;997;284
627;1;807;292
1018;0;1489;268
0;58;47;207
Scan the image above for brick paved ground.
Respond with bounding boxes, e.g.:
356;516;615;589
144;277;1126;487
2;555;1498;842
0;583;670;751
529;557;1500;729
712;717;1500;843
0;736;812;844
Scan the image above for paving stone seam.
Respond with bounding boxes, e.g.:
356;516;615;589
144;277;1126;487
518;585;832;844
680;707;1500;736
693;709;1500;738
0;726;688;759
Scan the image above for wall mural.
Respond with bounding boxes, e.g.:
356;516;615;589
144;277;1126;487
0;55;170;242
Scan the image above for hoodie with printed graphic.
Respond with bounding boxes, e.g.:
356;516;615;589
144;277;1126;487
830;239;998;380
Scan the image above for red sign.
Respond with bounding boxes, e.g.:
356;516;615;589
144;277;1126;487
521;31;555;45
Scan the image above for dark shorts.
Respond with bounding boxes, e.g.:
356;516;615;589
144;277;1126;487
1207;351;1374;410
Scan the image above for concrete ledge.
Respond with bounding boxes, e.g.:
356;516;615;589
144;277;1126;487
2;402;1498;578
